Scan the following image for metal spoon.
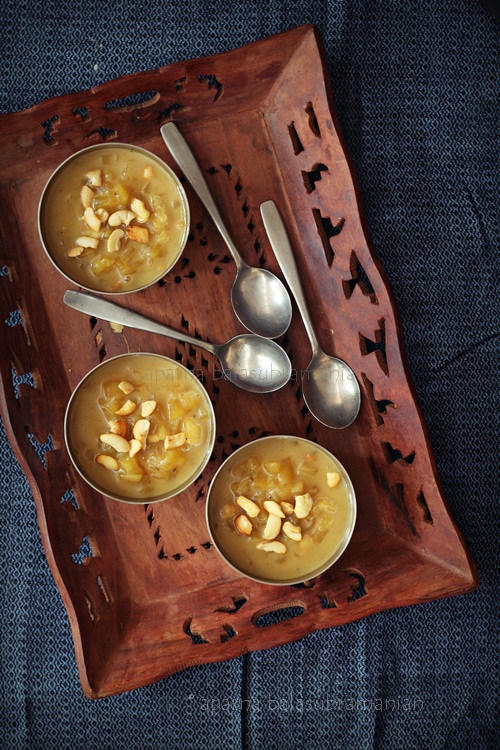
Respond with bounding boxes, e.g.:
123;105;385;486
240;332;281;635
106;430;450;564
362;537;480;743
63;290;291;394
260;201;361;428
160;122;292;339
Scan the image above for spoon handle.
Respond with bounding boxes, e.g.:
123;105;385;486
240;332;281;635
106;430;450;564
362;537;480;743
260;201;320;354
63;290;217;355
160;123;243;269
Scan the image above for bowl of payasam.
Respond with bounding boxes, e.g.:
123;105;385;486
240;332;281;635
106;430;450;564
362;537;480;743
206;435;356;585
64;353;215;504
38;143;190;293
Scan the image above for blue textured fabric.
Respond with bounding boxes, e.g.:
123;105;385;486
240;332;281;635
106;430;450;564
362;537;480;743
0;1;498;749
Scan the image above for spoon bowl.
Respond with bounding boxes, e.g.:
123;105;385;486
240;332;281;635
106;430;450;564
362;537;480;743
63;290;291;394
260;200;361;428
161;123;292;339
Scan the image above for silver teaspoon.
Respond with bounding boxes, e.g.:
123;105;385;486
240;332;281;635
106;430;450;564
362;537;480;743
260;201;361;428
63;290;291;394
160;123;292;339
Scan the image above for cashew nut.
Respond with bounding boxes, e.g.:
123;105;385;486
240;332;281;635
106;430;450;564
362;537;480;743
129;438;143;458
130;197;151;223
235;515;253;536
66;247;84;257
164;432;186;449
126;225;150;244
133;419;150;450
76;236;99;249
84;206;102;233
294;493;313;519
263;500;285;518
108;210;136;227
115;399;137;416
118;380;135;394
108;418;127;437
256;541;287;554
80;185;95;209
86;169;102;187
283;521;302;542
99;433;131;453
327;471;341;488
236;495;261;518
96;454;120;471
140;400;157;417
263;513;282;540
107;228;124;253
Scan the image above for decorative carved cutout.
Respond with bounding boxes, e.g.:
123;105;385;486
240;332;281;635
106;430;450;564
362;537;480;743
305;101;320;137
72;107;90;122
174;77;187;92
320;592;338;608
359;318;388;376
417;489;433;525
41;114;59;145
183;616;208;644
302;162;328;194
104;90;159;111
220;624;237;643
60;488;78;510
312;209;344;267
158;101;185;124
288;121;304;155
215;595;248;614
71;535;94;565
343;250;378;304
197;74;223;103
252;604;306;628
344;570;367;602
4;309;22;327
11;366;35;399
26;431;54;469
382;441;416;466
361;373;395;426
84;126;117;142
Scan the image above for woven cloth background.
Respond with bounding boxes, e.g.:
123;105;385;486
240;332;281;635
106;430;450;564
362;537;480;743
0;1;498;748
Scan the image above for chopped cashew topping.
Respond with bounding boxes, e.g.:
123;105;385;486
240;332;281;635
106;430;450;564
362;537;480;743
115;399;137;416
85;169;102;187
235;514;253;536
66;247;84;257
130;197;151;223
118;380;135;394
294;493;313;519
108;209;136;227
236;495;261;518
141;400;156;417
129;438;143;458
164;432;187;449
126;225;150;244
283;521;302;542
76;236;99;248
80;185;95;209
107;228;125;253
263;513;282;540
84;206;102;232
99;433;131;453
263;500;285;518
256;541;287;554
96;454;120;471
327;471;341;488
108;418;127;437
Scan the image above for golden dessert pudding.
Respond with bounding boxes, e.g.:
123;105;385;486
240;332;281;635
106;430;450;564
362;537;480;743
206;435;356;585
39;143;189;293
65;353;215;503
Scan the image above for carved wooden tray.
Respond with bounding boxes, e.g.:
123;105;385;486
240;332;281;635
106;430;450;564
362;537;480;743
0;25;478;698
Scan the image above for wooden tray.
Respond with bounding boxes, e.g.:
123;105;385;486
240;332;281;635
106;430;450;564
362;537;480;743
0;25;478;698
